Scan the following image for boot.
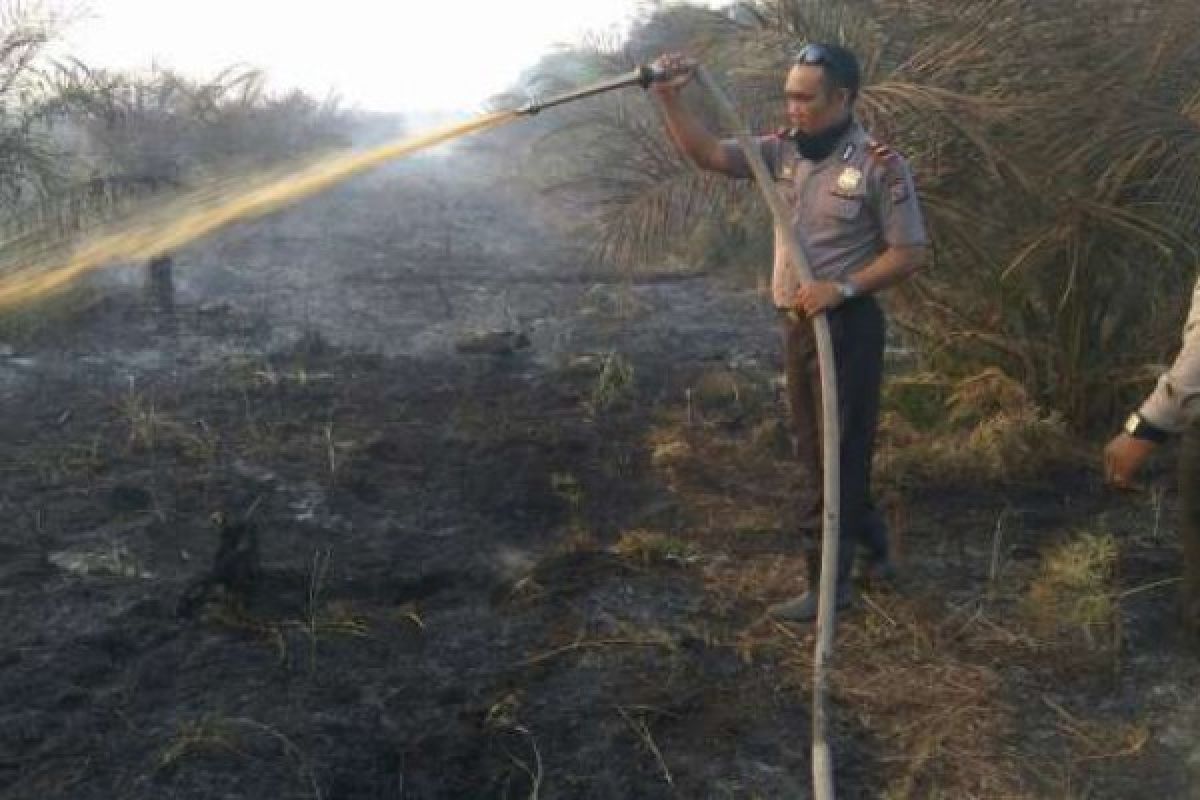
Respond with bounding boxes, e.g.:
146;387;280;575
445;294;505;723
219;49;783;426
768;582;853;622
855;555;899;590
769;550;853;622
854;513;898;590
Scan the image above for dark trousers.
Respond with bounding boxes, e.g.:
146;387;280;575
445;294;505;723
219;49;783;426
780;297;888;584
1177;422;1200;633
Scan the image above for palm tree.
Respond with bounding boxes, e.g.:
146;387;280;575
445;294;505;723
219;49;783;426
1;59;350;314
514;0;1200;431
0;1;64;213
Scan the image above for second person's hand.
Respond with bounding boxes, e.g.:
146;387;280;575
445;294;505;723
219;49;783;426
1103;432;1156;491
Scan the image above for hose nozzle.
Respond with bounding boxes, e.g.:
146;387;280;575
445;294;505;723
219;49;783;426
635;60;695;88
516;61;694;116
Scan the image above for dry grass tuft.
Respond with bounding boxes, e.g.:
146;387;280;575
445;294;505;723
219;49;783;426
612;529;699;567
879;371;1081;487
964;408;1076;478
586;350;635;414
116;387;221;462
650;436;692;469
1042;696;1150;765
158;714;324;797
946;367;1034;425
1026;532;1121;651
756;593;1040;799
158;715;244;769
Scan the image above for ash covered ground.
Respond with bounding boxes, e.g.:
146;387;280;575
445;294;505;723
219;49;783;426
2;140;1197;799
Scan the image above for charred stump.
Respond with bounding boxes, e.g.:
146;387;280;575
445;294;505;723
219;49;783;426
177;513;262;618
145;254;175;316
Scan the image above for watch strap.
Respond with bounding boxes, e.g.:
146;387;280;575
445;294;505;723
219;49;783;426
1125;412;1170;444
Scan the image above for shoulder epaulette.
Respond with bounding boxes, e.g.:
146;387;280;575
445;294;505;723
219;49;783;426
866;139;901;167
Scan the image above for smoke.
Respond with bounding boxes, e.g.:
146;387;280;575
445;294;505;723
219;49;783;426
0;110;520;312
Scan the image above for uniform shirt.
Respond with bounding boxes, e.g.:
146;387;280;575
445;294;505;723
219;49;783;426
718;120;927;308
1139;276;1200;432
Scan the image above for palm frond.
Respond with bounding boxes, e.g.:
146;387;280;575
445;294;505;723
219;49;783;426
498;0;1200;429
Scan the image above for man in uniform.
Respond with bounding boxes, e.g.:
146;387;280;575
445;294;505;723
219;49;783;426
1104;278;1200;633
650;44;928;620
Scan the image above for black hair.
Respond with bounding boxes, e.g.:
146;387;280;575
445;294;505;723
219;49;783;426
794;42;861;102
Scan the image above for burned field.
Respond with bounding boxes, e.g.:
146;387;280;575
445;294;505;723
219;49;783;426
2;155;1198;799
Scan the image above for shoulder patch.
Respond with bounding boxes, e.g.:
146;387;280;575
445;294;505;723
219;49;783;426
867;138;912;203
866;139;901;168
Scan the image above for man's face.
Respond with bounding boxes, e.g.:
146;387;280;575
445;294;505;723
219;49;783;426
784;64;851;135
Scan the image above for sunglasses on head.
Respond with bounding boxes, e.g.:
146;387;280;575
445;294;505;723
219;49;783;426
793;44;834;67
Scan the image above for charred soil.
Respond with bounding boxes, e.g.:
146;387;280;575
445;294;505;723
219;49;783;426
1;152;1197;799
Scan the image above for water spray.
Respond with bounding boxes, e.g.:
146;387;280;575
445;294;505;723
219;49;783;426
0;63;694;312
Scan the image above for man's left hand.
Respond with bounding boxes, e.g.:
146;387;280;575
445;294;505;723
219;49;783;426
1103;433;1157;490
793;281;843;316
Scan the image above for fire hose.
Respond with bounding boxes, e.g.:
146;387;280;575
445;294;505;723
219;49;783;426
519;63;843;800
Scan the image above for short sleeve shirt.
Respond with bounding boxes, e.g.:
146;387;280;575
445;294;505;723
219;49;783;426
718;121;928;307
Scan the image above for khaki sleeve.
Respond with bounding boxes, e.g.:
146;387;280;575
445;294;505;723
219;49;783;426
870;154;928;247
716;135;780;180
1138;277;1200;433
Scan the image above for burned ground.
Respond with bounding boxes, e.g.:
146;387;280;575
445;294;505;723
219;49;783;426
1;144;1198;799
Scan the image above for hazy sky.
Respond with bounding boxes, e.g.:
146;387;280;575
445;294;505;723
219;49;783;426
57;0;661;113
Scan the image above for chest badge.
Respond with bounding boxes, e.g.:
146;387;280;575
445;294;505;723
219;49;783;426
837;166;863;193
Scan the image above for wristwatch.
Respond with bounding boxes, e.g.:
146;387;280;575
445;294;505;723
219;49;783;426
836;281;859;301
1124;412;1169;444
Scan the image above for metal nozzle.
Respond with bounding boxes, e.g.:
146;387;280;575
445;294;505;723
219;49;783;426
635;64;663;88
515;62;692;116
637;61;697;87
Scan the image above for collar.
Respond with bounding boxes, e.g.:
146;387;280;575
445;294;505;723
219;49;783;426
789;118;863;167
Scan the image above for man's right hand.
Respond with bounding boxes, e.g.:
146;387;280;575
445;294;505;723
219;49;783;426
650;53;697;97
647;53;728;174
